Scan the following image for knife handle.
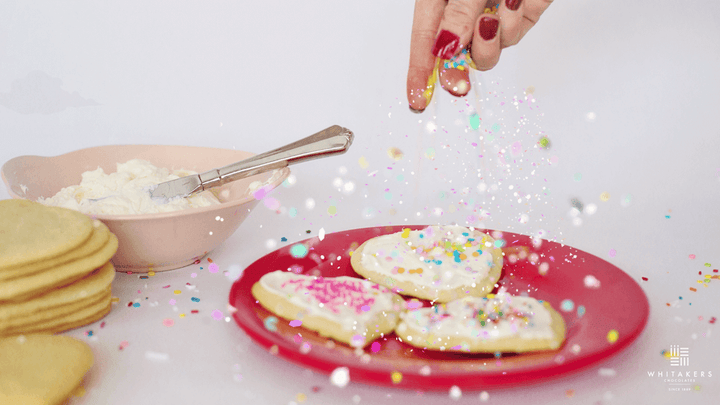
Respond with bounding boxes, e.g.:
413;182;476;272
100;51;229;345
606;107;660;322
197;125;354;190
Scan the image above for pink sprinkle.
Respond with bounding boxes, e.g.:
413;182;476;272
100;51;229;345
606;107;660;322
406;300;423;310
360;305;371;312
191;273;197;278
609;249;616;258
253;187;268;200
211;309;223;320
293;334;303;344
119;341;129;350
689;254;696;259
289;320;302;327
169;299;176;305
163;285;171;289
209;263;219;273
371;342;381;353
263;197;280;210
163;318;174;327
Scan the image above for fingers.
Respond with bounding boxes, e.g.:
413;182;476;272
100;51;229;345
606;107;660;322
438;51;472;96
470;11;501;71
499;0;553;48
407;0;446;112
433;0;486;58
497;0;526;47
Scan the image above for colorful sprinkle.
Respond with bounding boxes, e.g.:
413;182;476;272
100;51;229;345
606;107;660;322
289;320;302;327
289;244;309;258
560;299;575;312
371;342;381;353
162;318;174;327
607;329;619;343
391;371;403;384
211;310;223;320
263;316;278;331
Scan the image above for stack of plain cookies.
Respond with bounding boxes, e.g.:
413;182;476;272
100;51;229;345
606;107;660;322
0;199;118;336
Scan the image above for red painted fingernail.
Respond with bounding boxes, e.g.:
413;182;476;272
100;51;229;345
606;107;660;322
432;29;460;59
478;16;499;41
506;0;522;11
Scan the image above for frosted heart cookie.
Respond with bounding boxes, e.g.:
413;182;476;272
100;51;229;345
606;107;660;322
351;225;503;302
0;334;93;405
252;271;405;348
395;293;566;353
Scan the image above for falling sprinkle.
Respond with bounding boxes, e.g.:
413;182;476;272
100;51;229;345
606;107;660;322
162;318;174;327
191;297;200;302
289;244;309;258
577;305;586;317
607;329;619;343
608;249;616;258
145;351;170;362
641;277;649;281
263;316;278;331
599;368;617;377
211;310;223;320
330;367;350;388
469;114;480;130
209;263;219;273
449;385;462;400
358;156;369;169
371;342;381;353
173;290;181;295
391;371;403;384
387;147;404;161
584;275;601;289
560;299;575;312
289;320;303;327
689;254;696;260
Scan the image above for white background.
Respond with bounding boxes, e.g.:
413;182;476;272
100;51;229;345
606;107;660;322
1;1;719;404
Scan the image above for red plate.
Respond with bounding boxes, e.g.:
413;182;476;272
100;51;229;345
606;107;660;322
229;226;649;389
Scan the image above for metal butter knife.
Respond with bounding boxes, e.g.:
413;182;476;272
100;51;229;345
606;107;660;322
148;125;354;202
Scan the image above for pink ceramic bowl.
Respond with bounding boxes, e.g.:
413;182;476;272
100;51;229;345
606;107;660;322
2;145;290;272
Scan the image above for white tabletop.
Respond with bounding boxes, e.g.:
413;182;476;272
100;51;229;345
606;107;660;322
2;1;719;404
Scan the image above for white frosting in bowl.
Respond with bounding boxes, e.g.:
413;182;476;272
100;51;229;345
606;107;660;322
38;159;220;215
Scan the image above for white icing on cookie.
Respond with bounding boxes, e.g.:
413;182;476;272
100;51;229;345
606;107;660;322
399;293;556;343
357;225;500;290
258;271;400;346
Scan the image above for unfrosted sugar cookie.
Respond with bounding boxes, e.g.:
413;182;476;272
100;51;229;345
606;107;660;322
350;225;503;302
252;271;405;348
395;293;566;353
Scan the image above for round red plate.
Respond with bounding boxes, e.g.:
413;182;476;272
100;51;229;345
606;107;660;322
229;225;649;389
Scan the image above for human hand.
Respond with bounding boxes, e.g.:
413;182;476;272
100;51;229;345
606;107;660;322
407;0;553;113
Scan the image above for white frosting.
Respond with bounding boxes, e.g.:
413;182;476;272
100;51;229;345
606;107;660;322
399;293;556;342
38;159;220;215
358;225;499;290
259;271;400;346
